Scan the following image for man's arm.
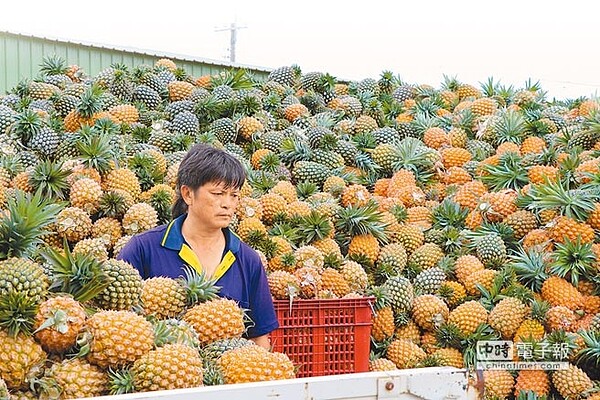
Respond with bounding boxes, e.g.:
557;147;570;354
251;334;271;350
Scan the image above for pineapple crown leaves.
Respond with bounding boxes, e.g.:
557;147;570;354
548;237;597;286
210;69;255;91
509;247;549;292
76;131;117;175
178;264;221;306
296;210;334;245
77;84;105;118
0;189;63;260
152;318;200;349
0;290;39;337
491;109;527;145
435;322;465;350
515;390;548;400
108;367;135;395
9;108;44;146
39;54;69;76
40;240;110;303
279;137;313;166
269;223;301;245
542;330;579;361
29;160;71;201
480;152;529;190
516;177;598;221
431;199;469;231
334;200;389;243
528;298;550;323
574;329;600;368
461;323;500;370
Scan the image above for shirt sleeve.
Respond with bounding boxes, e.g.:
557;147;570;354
245;253;279;338
116;235;148;279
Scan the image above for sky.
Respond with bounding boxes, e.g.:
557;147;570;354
1;0;599;100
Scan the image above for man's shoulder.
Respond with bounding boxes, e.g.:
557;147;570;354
131;224;169;244
236;241;262;264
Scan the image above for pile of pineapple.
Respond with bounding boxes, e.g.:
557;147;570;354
1;55;600;399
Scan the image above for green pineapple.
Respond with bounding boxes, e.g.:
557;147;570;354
292;161;330;187
28;126;61;158
209;118;237;143
381;275;414;315
94;259;143;311
170;110;199;135
132;84;162;110
413;267;446;295
268;65;301;87
475;233;507;268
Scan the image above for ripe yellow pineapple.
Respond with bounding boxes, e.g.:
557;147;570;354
318;268;351;298
386;339;426;369
454;255;485;286
489;297;527;339
85;310;154;369
55;206;93;242
259;192;287;225
268;270;300;299
237;116;263;140
294;266;321;299
235;217;267;242
369;358;397;371
348;234;380;264
102;168;142;200
423;127;450;149
453;180;488;210
236;197;264;220
131;344;203;391
167;81;195;101
514;319;545;342
217;345;295;383
411;294;449;331
371;306;395;342
463;269;498;296
183;298;245;345
482;369;514;400
141;277;187;319
503;210;538;239
551;364;593;399
294;245;325;271
283;103;309;122
541;276;584;310
394;320;421;344
440;147;472;168
545;305;577;332
448;300;489;336
432;347;464;368
549;215;595;244
122;202;159;235
92;217;123;249
341;184;371;207
270;180;298;204
108;104;139;123
33;295;86;354
69;177;103;214
48;358;108;399
438;280;466;308
73;237;109;261
340;260;368;292
408;243;444;270
513;369;550;397
0;330;46;390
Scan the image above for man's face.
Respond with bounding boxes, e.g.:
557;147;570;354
184;181;241;229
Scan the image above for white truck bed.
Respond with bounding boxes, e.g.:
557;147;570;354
82;367;476;400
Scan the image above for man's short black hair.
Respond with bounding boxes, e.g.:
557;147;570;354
172;144;246;218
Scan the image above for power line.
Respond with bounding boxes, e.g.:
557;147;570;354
215;23;246;63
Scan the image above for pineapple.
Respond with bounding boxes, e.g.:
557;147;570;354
513;369;550;397
348;234;380;265
183;298;246;345
217;345;295;383
432;347;464;368
408;243;444;271
395;224;424;255
381;276;414;315
121;202;158;235
55;206;93;242
551;363;593;399
482;369;514;400
0;257;48;305
340;260;369;292
141;277;187;319
69;177;103;214
268;270;300;300
540;276;584;310
489;297;528;339
370;286;395;342
318;267;351;298
411;294;449;331
448;300;489;336
0;330;46;390
48;358;108;399
102;168;142;200
33;295;86;354
72;237;109;262
386;339;426;369
130;344;203;392
94;258;143;311
369;357;397;371
85;310;154;369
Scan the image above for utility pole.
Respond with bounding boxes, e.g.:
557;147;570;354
215;22;246;63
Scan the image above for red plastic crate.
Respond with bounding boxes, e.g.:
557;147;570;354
271;297;373;378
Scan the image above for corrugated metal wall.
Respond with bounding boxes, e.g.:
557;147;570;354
0;31;271;94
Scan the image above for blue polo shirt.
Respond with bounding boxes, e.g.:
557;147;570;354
117;214;279;338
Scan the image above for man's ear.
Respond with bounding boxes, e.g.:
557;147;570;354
180;185;194;205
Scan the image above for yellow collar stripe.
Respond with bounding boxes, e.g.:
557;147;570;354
178;245;236;280
161;220;177;247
